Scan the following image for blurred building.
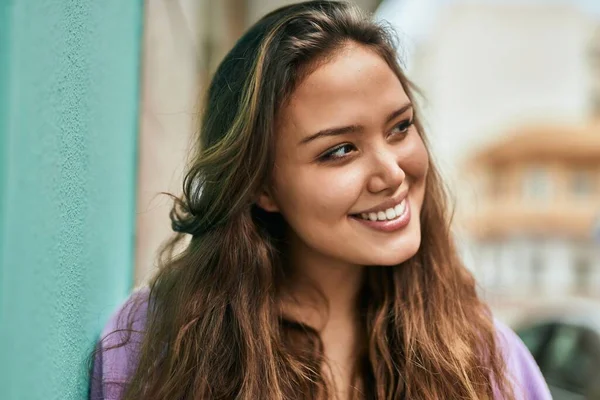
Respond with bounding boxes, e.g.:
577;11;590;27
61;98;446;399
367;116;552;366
451;6;600;319
591;25;600;114
463;121;600;309
405;2;596;180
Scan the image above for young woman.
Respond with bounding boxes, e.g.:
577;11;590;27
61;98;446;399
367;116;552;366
91;1;551;399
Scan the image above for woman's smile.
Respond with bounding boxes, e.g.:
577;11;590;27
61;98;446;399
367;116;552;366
350;196;411;233
348;189;412;232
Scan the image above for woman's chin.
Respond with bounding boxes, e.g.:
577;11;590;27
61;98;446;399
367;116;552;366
364;235;422;267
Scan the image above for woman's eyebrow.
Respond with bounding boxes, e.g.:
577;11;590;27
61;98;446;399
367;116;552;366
298;102;413;146
298;124;362;145
384;103;413;125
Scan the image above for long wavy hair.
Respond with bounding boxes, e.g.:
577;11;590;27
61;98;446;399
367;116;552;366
109;1;515;399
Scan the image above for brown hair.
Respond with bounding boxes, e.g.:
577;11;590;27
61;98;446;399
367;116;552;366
105;1;515;399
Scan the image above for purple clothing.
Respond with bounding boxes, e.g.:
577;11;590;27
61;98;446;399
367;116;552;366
90;290;552;399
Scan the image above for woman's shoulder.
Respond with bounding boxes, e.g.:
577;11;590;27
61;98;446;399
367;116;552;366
100;287;150;344
90;288;150;400
493;318;552;399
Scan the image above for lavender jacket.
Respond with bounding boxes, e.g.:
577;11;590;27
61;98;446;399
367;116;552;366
90;290;552;399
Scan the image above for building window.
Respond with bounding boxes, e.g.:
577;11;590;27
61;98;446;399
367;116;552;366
574;256;592;295
489;167;507;198
531;252;544;293
522;167;553;202
571;170;594;198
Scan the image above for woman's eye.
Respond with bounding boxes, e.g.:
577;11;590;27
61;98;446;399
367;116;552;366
319;144;356;162
390;118;413;137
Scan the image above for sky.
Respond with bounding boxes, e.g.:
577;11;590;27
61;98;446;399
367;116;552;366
376;0;600;40
375;0;600;70
377;0;600;20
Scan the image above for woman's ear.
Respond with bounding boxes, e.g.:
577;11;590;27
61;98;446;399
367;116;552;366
256;188;280;212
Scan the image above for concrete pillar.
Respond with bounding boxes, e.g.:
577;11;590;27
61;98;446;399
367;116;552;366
134;0;203;284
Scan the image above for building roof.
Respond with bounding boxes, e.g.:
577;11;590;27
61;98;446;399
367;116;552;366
464;207;599;241
462;119;600;241
468;119;600;167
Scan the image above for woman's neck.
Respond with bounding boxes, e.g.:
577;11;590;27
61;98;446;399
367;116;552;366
283;236;367;399
284;235;365;328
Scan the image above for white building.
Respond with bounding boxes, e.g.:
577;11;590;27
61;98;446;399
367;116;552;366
462;121;600;317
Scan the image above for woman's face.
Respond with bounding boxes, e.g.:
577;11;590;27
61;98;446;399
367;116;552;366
259;43;429;267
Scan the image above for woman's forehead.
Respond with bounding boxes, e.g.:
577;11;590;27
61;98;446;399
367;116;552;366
278;44;409;136
294;44;398;97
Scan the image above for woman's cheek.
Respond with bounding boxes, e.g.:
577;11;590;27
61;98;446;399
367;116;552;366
401;135;429;178
278;165;364;220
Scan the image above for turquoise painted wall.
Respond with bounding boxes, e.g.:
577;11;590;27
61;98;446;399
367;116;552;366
0;1;11;298
0;1;144;399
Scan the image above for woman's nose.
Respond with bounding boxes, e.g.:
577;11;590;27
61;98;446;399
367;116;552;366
366;147;405;194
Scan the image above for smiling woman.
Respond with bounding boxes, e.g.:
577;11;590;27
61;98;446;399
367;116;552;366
257;43;427;268
90;1;551;399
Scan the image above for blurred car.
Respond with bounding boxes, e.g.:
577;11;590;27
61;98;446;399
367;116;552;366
513;300;600;400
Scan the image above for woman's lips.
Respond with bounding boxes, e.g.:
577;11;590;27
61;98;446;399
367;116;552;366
350;198;411;232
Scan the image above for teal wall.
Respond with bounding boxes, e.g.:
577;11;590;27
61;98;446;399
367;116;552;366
0;1;144;399
0;1;11;297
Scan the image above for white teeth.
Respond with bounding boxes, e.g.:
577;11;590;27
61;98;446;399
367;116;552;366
394;199;406;216
394;203;402;215
385;208;396;219
357;199;408;221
